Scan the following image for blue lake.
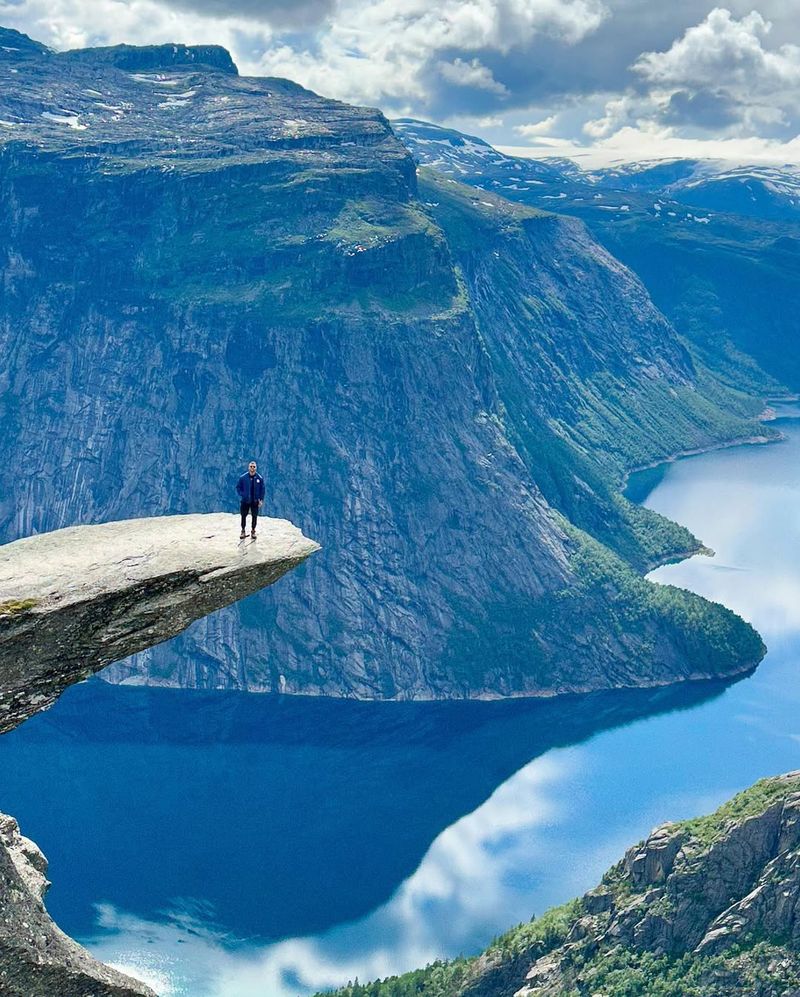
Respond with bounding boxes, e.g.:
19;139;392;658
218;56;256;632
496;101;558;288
2;410;800;995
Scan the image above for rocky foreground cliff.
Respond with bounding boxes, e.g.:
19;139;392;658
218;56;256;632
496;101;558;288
0;28;770;700
328;772;800;997
0;811;155;997
0;512;317;996
0;512;318;732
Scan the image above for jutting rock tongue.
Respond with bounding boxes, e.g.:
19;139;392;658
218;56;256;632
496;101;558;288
0;512;318;997
0;512;320;735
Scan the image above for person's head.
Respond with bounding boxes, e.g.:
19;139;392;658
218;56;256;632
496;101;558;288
248;461;257;476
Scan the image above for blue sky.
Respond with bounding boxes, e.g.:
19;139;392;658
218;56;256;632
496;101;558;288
4;1;800;165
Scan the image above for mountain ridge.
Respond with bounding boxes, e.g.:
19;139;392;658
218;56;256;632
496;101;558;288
0;30;769;700
394;117;800;394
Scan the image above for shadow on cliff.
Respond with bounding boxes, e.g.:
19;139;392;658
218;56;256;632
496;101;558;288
0;675;742;945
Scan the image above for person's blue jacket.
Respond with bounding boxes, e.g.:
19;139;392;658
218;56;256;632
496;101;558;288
236;471;265;505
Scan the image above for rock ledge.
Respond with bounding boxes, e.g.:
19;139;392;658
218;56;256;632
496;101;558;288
0;512;319;733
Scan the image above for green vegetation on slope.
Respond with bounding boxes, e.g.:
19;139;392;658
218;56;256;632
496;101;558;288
677;773;795;846
418;170;776;571
319;776;800;997
0;598;38;615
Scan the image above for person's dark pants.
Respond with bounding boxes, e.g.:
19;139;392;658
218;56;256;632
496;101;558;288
240;501;259;532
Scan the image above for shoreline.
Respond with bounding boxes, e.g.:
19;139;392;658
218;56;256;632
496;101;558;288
622;426;786;494
623;401;800;571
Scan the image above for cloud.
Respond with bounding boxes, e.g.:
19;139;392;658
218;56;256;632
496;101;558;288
633;8;800;91
514;114;559;138
624;8;800;139
438;57;508;95
253;0;609;109
662;88;740;128
500;129;800;169
155;0;333;29
583;93;642;138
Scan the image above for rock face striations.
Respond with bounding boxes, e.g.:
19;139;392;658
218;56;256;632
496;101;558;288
0;511;317;996
328;773;800;997
0;513;319;733
0;812;155;997
0;29;768;698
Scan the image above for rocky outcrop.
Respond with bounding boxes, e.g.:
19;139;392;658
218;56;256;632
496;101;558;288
61;41;239;75
0;511;316;996
0;513;318;733
0;812;155;996
515;773;800;996
338;773;800;997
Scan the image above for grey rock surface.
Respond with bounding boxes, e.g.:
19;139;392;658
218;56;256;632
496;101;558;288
516;772;800;996
0;512;318;733
0;812;155;996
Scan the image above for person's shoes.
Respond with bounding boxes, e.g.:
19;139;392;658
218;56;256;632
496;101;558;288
240;530;246;539
251;530;257;539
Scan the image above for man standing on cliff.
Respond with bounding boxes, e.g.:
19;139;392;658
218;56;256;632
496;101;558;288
236;460;265;539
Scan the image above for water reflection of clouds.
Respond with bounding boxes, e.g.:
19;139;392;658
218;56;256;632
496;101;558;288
87;752;576;997
653;559;800;637
91;428;800;996
647;463;800;637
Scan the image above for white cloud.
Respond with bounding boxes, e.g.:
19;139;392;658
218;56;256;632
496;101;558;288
438;57;508;95
3;0;608;110
634;8;800;92
500;128;800;169
531;8;800;156
514;113;558;138
582;93;645;138
255;0;608;107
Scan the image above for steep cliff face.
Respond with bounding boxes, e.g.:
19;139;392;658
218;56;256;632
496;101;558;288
0;31;766;698
416;173;771;568
327;773;800;997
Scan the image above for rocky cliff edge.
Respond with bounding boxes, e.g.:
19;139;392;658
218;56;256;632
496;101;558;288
0;512;318;997
0;811;157;997
0;512;319;734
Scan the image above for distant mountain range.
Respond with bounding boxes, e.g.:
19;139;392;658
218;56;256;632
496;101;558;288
394;118;800;391
394;118;800;220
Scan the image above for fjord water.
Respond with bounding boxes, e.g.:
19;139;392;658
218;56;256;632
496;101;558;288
2;411;800;995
